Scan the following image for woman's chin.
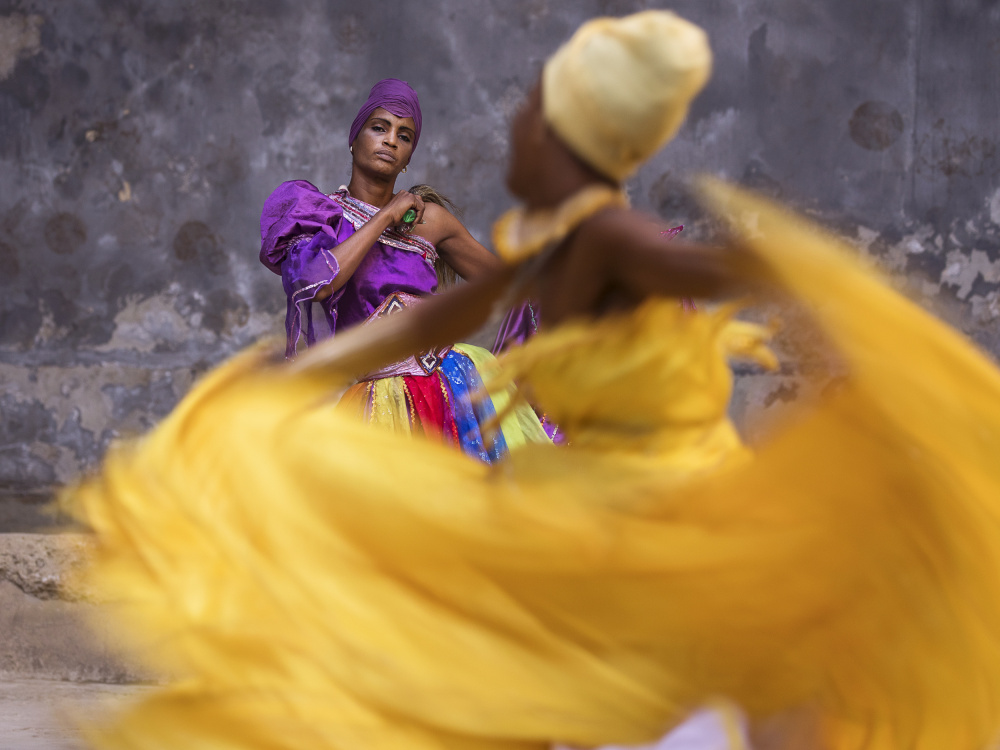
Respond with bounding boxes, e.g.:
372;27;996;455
358;160;401;181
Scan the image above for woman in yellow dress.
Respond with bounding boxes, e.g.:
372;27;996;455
71;10;1000;750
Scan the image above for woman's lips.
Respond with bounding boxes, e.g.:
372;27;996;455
375;151;396;163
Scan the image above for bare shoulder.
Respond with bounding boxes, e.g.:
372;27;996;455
574;206;663;255
414;201;460;245
422;201;455;224
584;205;663;234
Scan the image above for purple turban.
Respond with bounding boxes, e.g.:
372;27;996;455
348;78;423;152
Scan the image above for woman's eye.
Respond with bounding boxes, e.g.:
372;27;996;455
372;125;384;132
400;134;411;143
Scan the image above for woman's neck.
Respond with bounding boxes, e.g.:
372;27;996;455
521;142;618;213
523;174;618;213
346;171;397;208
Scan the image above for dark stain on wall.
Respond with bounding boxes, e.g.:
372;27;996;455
39;289;76;329
0;305;42;349
43;213;87;255
0;240;20;282
173;221;228;275
849;101;904;151
201;289;249;336
0;55;50;114
173;221;213;262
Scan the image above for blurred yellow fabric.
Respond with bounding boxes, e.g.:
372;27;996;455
68;183;1000;750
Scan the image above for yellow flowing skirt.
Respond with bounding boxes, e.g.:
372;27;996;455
67;183;1000;750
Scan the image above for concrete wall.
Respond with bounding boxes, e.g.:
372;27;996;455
1;0;999;509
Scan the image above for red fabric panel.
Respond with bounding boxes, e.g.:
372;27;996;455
402;373;458;445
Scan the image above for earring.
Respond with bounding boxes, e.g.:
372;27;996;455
401;166;407;174
350;145;354;153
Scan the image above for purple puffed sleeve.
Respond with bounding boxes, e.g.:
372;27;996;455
259;180;347;273
259;180;353;358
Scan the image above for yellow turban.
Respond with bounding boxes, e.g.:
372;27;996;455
542;11;712;182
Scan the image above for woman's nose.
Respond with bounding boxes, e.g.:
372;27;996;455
383;130;398;147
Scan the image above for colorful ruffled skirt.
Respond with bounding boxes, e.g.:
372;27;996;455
337;343;548;463
331;291;549;462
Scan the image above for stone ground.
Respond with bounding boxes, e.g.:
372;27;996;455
0;530;149;749
0;679;146;750
0;678;738;750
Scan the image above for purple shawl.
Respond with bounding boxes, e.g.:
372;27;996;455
348;78;423;151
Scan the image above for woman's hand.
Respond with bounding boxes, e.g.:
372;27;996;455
379;190;426;230
314;190;427;300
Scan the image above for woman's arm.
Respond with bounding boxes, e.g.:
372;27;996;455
424;204;503;281
291;263;518;376
316;191;428;300
576;207;771;300
291;205;768;375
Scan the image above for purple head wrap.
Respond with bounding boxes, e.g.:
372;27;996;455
348;78;423;152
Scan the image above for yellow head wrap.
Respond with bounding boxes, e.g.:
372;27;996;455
542;10;712;182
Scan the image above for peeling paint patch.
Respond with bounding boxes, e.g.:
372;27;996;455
0;395;58;490
941;249;1000;299
853;226;880;254
43;213;87;255
0;14;43;80
94;290;196;353
852;224;937;276
989;188;1000;226
0;362;202;490
969;291;1000;323
763;381;800;407
101;376;179;424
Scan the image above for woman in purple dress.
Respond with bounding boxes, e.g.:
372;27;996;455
259;78;548;462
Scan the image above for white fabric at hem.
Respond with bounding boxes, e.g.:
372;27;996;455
555;708;748;750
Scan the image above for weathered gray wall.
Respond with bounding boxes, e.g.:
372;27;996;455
1;0;999;513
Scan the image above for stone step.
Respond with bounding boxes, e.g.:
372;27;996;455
0;533;145;683
0;490;80;534
0;678;146;750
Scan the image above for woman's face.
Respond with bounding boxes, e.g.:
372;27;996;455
351;107;416;179
506;82;547;199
